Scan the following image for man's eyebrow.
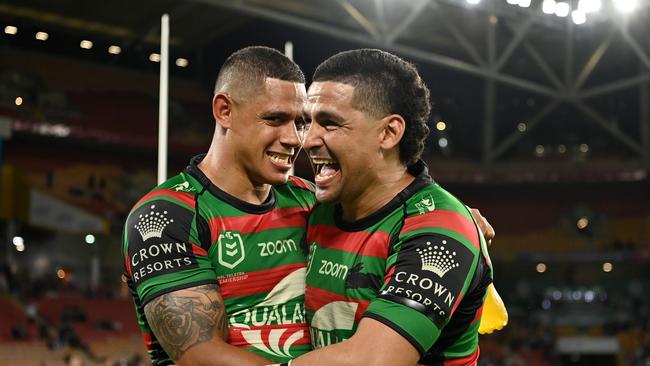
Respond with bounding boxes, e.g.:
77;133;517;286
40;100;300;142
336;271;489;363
307;109;344;122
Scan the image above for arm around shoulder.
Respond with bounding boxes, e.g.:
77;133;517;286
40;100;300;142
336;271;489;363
144;283;270;366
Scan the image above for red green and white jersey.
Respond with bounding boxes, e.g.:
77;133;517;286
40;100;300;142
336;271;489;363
122;155;316;365
305;161;492;365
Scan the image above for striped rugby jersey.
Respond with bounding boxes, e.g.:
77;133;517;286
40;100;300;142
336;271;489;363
305;161;492;365
122;154;316;365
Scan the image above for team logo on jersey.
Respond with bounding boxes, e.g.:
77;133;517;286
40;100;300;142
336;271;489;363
417;240;460;278
218;230;245;269
133;204;174;241
171;181;195;193
415;194;435;214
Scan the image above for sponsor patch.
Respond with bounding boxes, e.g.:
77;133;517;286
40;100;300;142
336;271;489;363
379;234;474;328
126;200;198;284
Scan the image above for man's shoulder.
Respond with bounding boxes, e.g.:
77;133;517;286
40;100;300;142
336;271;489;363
128;173;197;217
273;176;317;208
404;183;468;217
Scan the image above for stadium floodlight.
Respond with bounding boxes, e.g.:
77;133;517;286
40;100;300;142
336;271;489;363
4;25;17;35
613;0;638;13
555;2;570;17
12;236;24;246
35;31;48;41
572;10;587;24
466;0;480;4
506;0;518;4
438;137;448;148
149;53;161;62
578;0;601;13
542;0;557;14
85;234;95;244
436;121;447;131
518;0;532;8
108;45;121;55
80;40;93;49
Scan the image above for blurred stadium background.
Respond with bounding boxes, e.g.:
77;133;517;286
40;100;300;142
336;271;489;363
1;0;649;365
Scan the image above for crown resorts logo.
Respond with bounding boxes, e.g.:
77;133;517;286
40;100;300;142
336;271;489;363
416;240;460;278
134;204;174;241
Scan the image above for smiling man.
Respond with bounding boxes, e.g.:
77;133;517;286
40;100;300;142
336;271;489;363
121;46;315;366
290;49;493;366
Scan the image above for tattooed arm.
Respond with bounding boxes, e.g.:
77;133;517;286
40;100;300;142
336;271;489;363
144;284;270;366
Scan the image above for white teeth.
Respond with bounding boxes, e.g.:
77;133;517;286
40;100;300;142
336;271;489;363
312;158;338;165
268;153;290;164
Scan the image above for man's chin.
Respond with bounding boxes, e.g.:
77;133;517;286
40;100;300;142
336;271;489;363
315;189;339;204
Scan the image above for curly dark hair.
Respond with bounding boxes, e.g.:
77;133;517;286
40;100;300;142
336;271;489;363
312;49;431;166
214;46;305;99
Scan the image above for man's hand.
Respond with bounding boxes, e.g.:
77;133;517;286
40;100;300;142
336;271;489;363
469;208;495;245
144;284;269;366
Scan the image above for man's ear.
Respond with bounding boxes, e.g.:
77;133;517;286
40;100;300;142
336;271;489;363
212;93;233;129
379;114;406;150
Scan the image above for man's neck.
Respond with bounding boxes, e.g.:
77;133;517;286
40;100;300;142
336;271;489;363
340;163;415;222
197;149;271;205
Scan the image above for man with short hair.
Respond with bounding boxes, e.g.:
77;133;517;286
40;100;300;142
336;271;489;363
292;49;493;366
122;46;314;366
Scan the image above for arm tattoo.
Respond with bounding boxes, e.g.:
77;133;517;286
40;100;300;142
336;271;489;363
144;284;228;361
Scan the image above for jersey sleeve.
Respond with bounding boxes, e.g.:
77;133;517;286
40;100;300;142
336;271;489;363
123;197;218;305
363;233;480;355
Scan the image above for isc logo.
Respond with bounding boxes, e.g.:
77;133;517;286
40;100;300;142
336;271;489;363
257;239;298;257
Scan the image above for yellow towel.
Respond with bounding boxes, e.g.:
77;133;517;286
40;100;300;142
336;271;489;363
478;283;508;334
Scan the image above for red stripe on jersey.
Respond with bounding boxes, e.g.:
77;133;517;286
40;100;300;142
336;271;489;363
471;305;484;325
228;323;311;348
383;266;396;284
133;189;195;210
125;253;132;276
305;285;370;323
401;210;479;249
308;224;390;259
288;176;314;192
191;243;207;256
218;263;306;299
142;331;153;351
451;292;464;315
209;207;308;243
444;348;480;366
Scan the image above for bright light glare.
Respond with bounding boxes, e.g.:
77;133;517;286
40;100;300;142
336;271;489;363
12;236;24;246
518;0;532;7
543;0;557;14
438;138;448;148
572;10;587;24
613;0;638;13
35;31;48;41
556;2;570;17
506;0;518;4
85;234;96;244
466;0;481;4
436;121;447;131
149;53;161;62
4;25;17;35
578;0;601;13
175;58;189;67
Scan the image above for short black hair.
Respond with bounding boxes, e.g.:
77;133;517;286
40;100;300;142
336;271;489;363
313;49;431;166
214;46;305;98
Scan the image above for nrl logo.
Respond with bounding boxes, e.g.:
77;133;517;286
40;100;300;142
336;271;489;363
415;194;435;214
133;204;173;241
218;231;245;269
416;240;459;278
